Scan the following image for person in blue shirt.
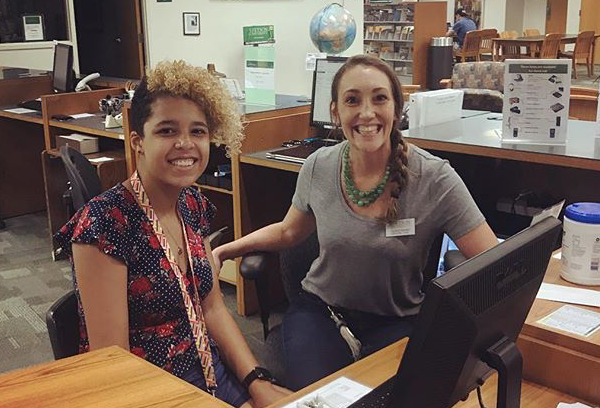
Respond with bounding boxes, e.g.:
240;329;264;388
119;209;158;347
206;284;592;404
446;8;477;48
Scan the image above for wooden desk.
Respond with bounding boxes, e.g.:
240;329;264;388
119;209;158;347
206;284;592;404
237;114;600;312
268;339;588;408
0;346;228;408
518;254;600;404
491;34;599;62
0;69;53;218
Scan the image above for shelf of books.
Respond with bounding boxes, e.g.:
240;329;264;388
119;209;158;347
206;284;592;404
364;1;447;87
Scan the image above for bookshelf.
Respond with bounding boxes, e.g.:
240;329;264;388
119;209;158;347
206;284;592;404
364;1;447;87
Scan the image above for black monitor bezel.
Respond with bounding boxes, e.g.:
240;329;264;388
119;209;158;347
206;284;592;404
309;56;347;129
52;43;74;93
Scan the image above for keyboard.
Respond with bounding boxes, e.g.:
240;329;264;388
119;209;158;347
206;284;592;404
265;139;340;164
348;377;395;408
18;99;42;111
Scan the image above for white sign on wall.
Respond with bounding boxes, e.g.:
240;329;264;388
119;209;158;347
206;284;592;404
502;59;571;145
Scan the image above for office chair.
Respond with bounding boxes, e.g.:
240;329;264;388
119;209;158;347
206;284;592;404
46;290;79;359
59;145;102;213
239;233;450;385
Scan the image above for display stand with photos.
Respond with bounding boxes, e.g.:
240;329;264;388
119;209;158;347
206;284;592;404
502;59;571;145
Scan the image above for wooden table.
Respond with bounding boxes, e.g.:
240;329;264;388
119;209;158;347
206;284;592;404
268;339;590;408
492;34;599;63
0;346;228;408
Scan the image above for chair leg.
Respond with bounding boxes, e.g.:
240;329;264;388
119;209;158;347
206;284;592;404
255;273;271;340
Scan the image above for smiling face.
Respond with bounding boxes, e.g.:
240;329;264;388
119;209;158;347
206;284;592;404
131;95;210;190
332;65;397;154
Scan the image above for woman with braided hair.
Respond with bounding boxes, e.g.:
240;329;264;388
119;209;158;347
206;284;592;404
213;55;497;390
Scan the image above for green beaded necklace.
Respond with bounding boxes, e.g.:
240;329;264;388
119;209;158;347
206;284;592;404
343;144;390;207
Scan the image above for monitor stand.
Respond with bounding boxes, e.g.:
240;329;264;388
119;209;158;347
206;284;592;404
484;336;523;408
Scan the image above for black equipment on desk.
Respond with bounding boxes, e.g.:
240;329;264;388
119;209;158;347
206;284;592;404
348;217;561;408
265;138;340;164
310;56;347;130
18;43;74;112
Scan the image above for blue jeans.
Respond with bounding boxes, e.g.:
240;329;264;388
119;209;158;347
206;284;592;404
181;347;250;407
282;290;416;391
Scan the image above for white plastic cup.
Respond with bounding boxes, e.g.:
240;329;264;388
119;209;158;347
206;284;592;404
561;202;600;286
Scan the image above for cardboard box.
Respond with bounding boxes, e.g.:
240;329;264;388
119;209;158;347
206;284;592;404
55;134;99;155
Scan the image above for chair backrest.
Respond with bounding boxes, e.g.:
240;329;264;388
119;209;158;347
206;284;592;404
459;30;482;58
278;233;445;302
500;30;518;39
479;28;498;54
59;145;102;211
540;33;562;58
451;61;505;92
46;290;80;359
523;28;541;37
573;31;595;59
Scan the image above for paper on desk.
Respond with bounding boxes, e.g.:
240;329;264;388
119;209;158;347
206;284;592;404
88;157;114;163
71;113;95;119
281;376;372;408
3;107;37;114
538;305;600;337
537;283;600;307
557;402;595;407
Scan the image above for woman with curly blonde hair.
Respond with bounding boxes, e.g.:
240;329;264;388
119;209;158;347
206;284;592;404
55;60;289;407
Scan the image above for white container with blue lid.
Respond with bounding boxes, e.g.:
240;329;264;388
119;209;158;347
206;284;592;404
561;202;600;286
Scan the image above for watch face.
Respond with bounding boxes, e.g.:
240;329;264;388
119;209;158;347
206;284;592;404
256;367;273;381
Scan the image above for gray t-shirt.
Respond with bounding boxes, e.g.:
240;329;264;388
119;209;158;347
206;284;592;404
292;141;485;317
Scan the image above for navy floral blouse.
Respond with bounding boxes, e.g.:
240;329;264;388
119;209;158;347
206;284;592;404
55;184;216;378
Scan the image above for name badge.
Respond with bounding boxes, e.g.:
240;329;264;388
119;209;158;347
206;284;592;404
386;218;415;237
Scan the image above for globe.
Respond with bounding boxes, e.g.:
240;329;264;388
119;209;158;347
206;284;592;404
309;3;356;55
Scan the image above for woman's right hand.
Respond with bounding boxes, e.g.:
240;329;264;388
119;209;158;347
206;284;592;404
211;245;225;273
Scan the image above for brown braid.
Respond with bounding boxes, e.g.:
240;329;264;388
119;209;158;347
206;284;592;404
385;128;409;222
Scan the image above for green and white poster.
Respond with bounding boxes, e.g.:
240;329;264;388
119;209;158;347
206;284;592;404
244;33;275;105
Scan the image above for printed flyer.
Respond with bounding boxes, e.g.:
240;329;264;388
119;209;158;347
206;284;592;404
502;59;571;145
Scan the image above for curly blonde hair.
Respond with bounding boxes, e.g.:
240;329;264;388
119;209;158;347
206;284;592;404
131;60;244;155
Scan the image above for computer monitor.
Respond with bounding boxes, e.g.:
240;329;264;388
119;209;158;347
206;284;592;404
388;216;561;408
310;56;347;129
52;43;74;93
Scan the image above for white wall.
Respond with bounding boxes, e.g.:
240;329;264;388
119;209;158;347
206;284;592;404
483;0;507;31
523;0;547;34
566;0;581;34
143;0;363;97
504;0;525;33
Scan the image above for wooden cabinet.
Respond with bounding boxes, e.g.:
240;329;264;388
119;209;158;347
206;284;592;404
363;1;447;86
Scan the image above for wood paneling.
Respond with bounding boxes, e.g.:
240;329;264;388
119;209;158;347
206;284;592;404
413;2;447;86
545;0;568;35
580;0;600;64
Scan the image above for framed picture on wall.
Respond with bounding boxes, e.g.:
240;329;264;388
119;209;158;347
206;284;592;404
183;12;200;36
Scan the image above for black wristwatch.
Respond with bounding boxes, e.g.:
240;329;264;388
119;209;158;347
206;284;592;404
242;367;276;389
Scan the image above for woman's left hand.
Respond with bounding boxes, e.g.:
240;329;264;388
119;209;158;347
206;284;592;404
248;380;293;408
